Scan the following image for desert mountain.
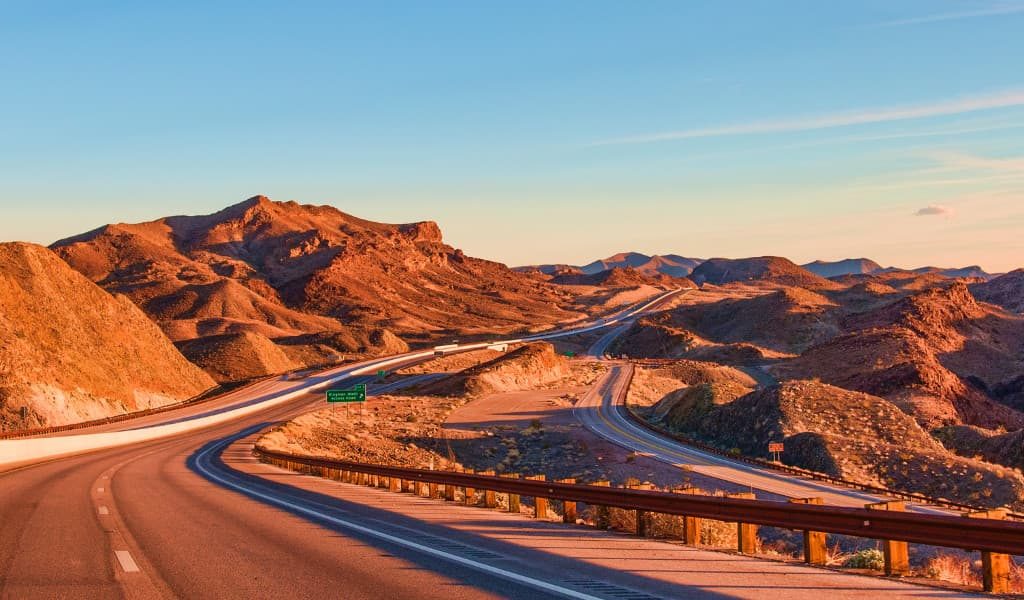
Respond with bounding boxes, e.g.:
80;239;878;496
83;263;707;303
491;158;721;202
776;283;1024;429
512;264;581;276
906;265;991;279
971;269;1024;313
689;256;836;289
581;252;703;278
52;196;587;353
519;252;703;279
550;266;683;287
0;243;215;431
801;258;882;277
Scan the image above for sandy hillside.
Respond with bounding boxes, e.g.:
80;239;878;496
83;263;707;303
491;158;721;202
0;243;215;431
176;331;299;382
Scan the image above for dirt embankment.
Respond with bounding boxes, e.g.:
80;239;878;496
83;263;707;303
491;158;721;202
0;243;215;431
419;343;570;397
257;342;580;472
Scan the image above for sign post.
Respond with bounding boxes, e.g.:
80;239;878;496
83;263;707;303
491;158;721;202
768;442;784;463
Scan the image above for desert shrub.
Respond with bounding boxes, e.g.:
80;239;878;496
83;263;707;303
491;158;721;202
843;548;884;570
922;553;980;588
701;518;739;548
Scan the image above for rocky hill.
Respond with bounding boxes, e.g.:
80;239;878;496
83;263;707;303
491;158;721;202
52;196;587;367
776;283;1024;430
802;258;882;277
689;257;837;289
613;312;792;365
175;331;299;382
0;243;215;431
671;381;1024;509
550;266;680;287
971;269;1024;313
934;425;1024;473
668;287;842;354
420;343;568;397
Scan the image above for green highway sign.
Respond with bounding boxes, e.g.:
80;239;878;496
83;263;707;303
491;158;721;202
376;369;387;378
563;351;576;357
326;383;366;403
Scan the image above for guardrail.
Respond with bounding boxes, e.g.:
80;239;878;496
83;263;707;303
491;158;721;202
255;447;1023;593
0;381;234;440
621;360;1024;521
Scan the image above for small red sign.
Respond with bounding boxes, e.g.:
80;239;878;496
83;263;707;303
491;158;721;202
768;442;784;453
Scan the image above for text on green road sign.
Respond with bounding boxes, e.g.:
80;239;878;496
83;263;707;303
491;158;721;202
326;384;366;403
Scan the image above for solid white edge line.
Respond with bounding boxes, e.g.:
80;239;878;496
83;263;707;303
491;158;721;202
114;550;140;573
194;441;603;600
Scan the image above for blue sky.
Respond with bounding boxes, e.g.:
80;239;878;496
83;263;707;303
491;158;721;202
2;1;1023;270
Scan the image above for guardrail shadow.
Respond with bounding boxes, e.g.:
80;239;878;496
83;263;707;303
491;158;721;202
187;426;973;599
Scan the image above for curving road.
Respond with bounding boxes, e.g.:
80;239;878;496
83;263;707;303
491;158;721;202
0;290;691;599
575;331;950;514
0;288;972;598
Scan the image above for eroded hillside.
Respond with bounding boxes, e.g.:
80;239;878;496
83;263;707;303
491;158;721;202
0;243;215;431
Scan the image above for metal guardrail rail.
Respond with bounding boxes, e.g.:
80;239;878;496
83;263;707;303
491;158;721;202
255;448;1024;555
621;360;1024;521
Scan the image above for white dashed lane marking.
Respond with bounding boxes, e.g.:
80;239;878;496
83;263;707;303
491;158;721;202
114;550;140;573
97;487;104;493
98;505;110;515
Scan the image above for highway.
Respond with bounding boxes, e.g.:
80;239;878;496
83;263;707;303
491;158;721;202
0;287;978;598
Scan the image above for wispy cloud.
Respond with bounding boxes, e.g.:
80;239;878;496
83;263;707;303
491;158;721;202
593;89;1024;146
873;2;1024;27
915;204;955;217
927;151;1024;172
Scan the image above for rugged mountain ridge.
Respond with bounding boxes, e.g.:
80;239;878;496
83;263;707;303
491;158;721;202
53;196;586;361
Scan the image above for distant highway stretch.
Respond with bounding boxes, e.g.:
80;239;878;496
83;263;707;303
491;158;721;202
575;332;952;515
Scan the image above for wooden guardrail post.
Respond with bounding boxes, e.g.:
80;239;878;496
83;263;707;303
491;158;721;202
593;480;611;528
414;480;425;497
428;482;440;499
789;497;827;565
729;492;757;554
480;471;498;508
444;473;457;501
389;475;402;492
866;501;909;575
528;475;548;519
502;473;521;513
628;482;652;537
965;509;1010;593
463;469;476;505
675;487;703;546
558;478;577;523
